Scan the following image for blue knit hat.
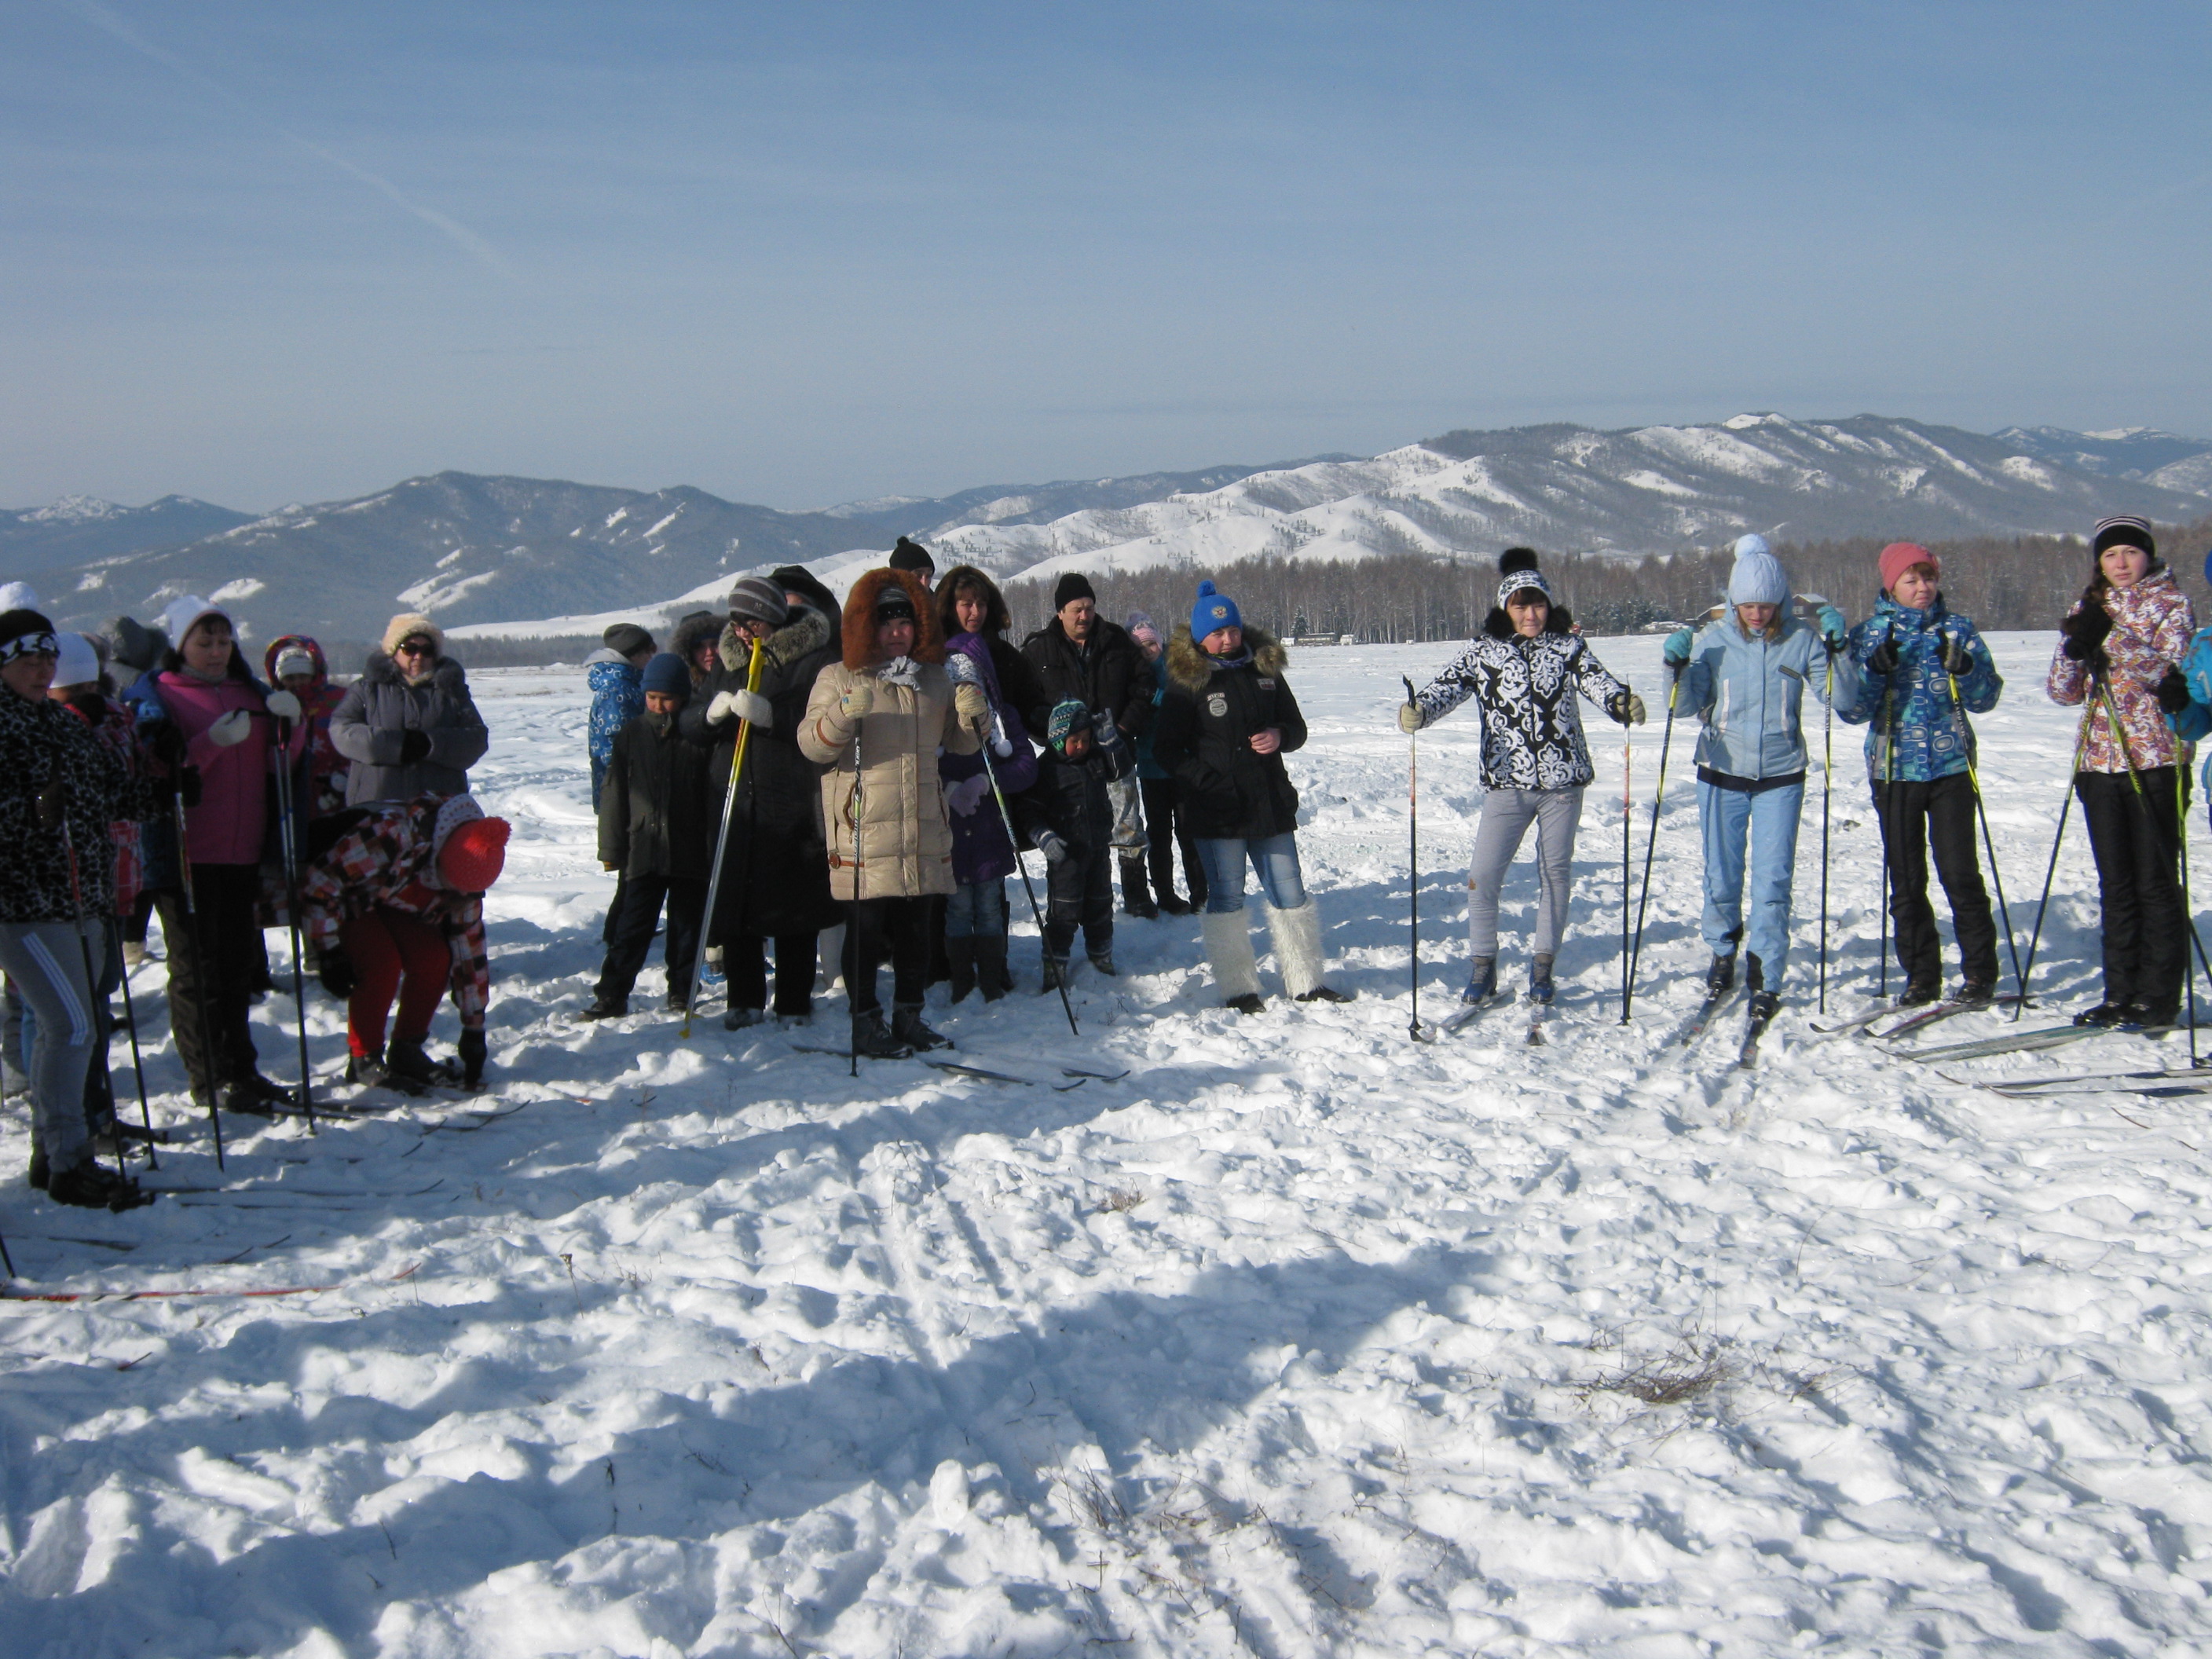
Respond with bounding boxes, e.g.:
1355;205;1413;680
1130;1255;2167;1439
1191;580;1241;640
1726;533;1789;606
1046;699;1092;753
641;652;690;698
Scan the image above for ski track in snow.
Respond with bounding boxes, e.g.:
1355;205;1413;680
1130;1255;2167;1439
5;635;2212;1656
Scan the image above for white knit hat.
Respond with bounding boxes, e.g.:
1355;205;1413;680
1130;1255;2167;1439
160;594;232;648
1725;534;1789;606
53;632;101;687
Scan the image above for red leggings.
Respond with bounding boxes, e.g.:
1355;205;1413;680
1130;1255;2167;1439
340;910;450;1058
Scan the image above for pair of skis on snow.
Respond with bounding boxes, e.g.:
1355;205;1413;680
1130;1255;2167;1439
791;1045;1130;1090
1435;989;1550;1046
1661;984;1778;1070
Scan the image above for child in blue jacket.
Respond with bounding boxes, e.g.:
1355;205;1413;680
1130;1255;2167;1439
1663;536;1859;1024
1837;542;2003;1006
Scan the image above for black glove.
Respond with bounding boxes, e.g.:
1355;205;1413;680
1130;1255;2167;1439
145;720;189;768
178;766;203;809
319;952;358;1000
2157;665;2195;715
2061;605;2112;665
1866;632;1902;676
1939;632;1974;678
458;1028;487;1090
397;730;433;764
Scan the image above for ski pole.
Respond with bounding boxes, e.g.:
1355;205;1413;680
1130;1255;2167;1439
2182;767;2199;1067
2093;674;2212;991
1620;708;1631;1021
1943;648;2026;1004
1402;676;1431;1042
57;818;129;1182
269;713;315;1132
1624;662;1681;1016
169;787;227;1169
2016;701;2095;1021
0;1227;13;1279
683;636;767;1038
106;914;158;1168
979;740;1079;1038
1818;647;1835;1013
848;701;865;1078
1877;672;1898;1000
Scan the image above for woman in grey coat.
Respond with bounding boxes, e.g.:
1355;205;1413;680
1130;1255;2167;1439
330;613;489;805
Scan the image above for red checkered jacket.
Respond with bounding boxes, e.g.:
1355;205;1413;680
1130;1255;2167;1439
299;795;490;1029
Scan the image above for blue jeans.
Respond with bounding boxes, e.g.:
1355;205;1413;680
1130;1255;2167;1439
1697;779;1804;982
944;879;1008;939
1197;833;1307;914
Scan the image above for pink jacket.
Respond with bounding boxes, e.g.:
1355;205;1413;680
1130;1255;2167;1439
2046;567;2198;773
156;671;306;866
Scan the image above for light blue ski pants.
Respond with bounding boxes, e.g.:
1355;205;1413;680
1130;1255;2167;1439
1697;778;1804;983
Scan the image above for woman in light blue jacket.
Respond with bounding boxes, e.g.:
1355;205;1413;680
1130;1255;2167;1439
1662;536;1859;1023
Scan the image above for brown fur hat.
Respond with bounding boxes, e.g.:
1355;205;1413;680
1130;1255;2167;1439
841;568;945;671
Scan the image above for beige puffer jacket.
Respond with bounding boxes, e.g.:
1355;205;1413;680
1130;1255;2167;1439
800;568;983;900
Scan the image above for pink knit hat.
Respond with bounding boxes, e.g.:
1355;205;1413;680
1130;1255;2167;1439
1878;542;1938;593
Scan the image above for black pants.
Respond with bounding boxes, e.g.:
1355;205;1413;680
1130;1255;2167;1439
1873;771;1998;990
156;862;264;1097
2076;767;2188;1013
596;873;706;1005
843;897;928;1016
1140;776;1208;906
1042;781;1115;962
725;932;819;1016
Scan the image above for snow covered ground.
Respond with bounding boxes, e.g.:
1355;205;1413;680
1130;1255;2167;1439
8;632;2212;1657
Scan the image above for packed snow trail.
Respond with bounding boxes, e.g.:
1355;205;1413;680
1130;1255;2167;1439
5;637;2212;1657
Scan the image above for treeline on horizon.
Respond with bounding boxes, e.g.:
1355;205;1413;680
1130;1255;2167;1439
998;513;2212;644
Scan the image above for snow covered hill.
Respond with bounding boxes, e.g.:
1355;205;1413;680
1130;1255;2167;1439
8;635;2212;1654
0;494;252;575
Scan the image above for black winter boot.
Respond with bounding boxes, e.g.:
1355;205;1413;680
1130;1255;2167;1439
49;1158;154;1211
851;1010;914;1060
384;1038;445;1091
972;934;1010;1002
1705;952;1736;998
946;939;978;1003
1039;956;1069;994
892;1002;953;1051
1119;857;1159;920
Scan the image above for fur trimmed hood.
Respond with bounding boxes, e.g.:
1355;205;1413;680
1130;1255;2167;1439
717;602;833;675
670;610;724;679
840;568;945;671
1163;624;1285;694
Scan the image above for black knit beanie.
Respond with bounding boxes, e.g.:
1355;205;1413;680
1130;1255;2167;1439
1054;573;1097;611
889;536;934;575
2092;515;2157;562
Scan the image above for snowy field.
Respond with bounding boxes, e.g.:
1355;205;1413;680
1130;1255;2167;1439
9;632;2212;1657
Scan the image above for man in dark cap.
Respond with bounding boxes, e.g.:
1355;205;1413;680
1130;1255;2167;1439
888;537;936;591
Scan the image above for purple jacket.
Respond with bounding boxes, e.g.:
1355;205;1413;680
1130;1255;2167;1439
943;632;1038;884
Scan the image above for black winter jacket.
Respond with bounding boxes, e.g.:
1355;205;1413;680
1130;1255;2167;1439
1020;617;1149;756
0;687;145;924
599;710;714;880
1152;628;1307;840
330;653;489;805
678;602;843;939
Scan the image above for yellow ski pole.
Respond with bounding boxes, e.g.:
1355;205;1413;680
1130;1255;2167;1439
683;636;767;1038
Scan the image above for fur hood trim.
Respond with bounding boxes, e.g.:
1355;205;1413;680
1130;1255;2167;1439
670;611;724;672
720;602;833;674
840;568;945;671
1164;624;1285;694
363;650;469;692
933;564;1013;639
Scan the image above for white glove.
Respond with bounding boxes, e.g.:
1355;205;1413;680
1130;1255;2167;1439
1035;829;1069;865
709;689;771;729
207;708;254;747
265;690;302;720
947;775;991;817
838;679;874;720
953;683;987;728
707;690;740;724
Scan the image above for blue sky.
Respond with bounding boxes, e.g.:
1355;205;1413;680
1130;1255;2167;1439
6;2;2211;511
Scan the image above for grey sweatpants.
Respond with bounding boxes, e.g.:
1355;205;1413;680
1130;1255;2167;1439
0;920;104;1173
1466;786;1584;960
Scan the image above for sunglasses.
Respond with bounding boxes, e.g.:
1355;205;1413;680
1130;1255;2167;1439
394;639;437;656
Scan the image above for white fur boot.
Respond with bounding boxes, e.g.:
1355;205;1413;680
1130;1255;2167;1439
1199;906;1262;1007
1266;899;1349;1002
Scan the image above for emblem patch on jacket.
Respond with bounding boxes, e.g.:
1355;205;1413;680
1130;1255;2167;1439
1207;693;1229;717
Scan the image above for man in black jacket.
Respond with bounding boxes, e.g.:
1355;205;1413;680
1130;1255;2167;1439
1020;574;1152;958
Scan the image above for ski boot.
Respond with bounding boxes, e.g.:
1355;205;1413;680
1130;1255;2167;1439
1705;951;1737;998
851;1011;914;1060
574;995;628;1023
383;1038;449;1093
1956;978;1996;1009
892;1003;953;1052
1747;990;1782;1026
2120;998;2179;1031
1897;977;1940;1008
1463;956;1498;1005
1528;953;1555;1007
222;1075;287;1118
49;1158;154;1211
2073;1001;2129;1027
351;1047;429;1097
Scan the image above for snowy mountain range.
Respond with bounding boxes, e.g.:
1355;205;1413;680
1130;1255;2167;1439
13;415;2212;646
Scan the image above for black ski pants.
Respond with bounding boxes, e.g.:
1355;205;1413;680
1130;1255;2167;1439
725;931;819;1017
596;873;705;1007
842;896;929;1017
2076;766;2188;1015
1140;777;1208;906
1873;771;1998;991
156;862;264;1098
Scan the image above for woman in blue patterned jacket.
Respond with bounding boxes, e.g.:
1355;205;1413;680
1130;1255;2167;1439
1837;542;2003;1008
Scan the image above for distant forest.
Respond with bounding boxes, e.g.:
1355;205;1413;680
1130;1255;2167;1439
1001;514;2212;643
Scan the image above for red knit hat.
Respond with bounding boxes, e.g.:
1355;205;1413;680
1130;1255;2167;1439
1878;541;1938;593
438;816;511;893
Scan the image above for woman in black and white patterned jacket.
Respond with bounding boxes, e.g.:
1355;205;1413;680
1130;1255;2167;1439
1398;548;1643;1009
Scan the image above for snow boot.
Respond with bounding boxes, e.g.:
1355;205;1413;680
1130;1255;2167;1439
892;1002;953;1052
946;938;978;1003
49;1158;153;1211
1087;949;1119;977
2074;1000;2129;1027
723;1005;765;1031
1039;955;1070;994
1119;856;1159;920
1463;956;1497;1004
384;1038;446;1093
1705;951;1737;998
221;1075;284;1119
1745;953;1766;997
2122;998;2180;1031
1529;953;1555;1006
1200;906;1264;1011
1269;899;1352;1003
27;1138;47;1191
1956;977;1996;1008
851;1010;914;1060
1898;977;1940;1008
973;935;1009;1002
575;995;628;1022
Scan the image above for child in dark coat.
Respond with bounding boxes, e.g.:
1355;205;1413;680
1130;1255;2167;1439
581;654;712;1018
